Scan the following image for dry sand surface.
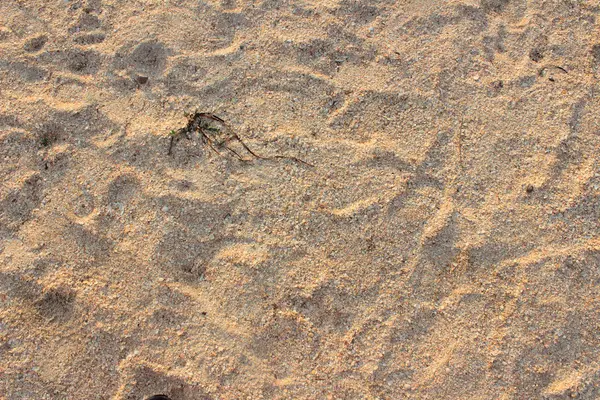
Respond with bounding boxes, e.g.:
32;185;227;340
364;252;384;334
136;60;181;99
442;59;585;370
1;0;600;399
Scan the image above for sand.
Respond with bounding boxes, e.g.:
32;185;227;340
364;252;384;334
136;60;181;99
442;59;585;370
1;0;600;399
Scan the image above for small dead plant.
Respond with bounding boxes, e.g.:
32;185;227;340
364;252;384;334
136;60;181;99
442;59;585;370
168;112;312;166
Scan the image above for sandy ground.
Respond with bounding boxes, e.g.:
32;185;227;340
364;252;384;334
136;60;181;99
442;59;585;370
1;0;600;399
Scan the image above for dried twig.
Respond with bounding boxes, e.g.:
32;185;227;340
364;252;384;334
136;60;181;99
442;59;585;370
168;112;313;166
538;65;569;77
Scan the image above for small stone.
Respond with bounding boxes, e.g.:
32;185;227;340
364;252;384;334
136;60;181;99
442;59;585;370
135;75;148;84
526;185;534;194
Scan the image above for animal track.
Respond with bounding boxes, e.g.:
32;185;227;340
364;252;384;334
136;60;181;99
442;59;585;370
72;188;95;218
36;49;102;75
73;32;106;45
0;271;42;302
34;286;76;322
481;0;511;13
164;59;207;95
250;312;320;363
69;223;113;262
0;60;48;82
66;49;102;74
0;173;43;232
289;283;356;333
107;174;140;206
154;231;215;281
68;1;107;45
23;35;48;52
335;0;380;25
121;363;212;400
113;41;169;75
34;105;116;149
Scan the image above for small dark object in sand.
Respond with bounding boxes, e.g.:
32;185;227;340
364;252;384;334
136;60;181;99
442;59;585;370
538;65;568;81
168;112;312;166
526;185;534;194
136;75;149;84
146;395;171;400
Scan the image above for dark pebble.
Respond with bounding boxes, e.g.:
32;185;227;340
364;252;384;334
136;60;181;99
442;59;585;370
146;395;171;400
136;75;149;84
526;185;534;194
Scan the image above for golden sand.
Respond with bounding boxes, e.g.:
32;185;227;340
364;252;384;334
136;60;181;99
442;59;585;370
1;0;600;398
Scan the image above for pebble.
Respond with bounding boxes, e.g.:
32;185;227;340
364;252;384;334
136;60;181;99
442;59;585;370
526;185;534;194
136;75;149;84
